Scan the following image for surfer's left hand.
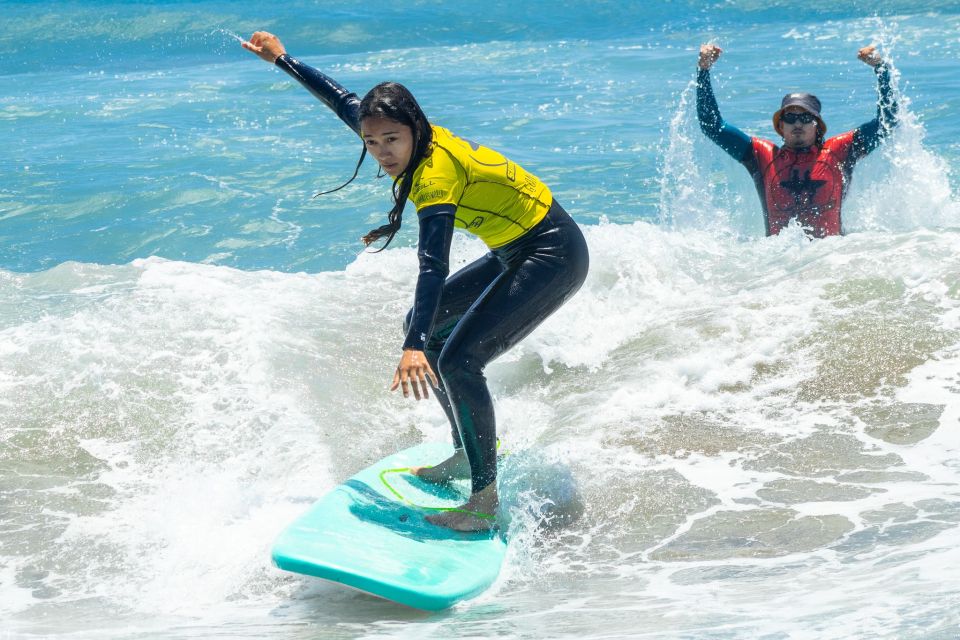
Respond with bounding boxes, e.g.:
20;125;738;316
391;349;439;400
242;31;287;64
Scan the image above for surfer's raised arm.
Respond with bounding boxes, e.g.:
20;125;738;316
695;44;753;162
242;31;361;135
851;44;899;158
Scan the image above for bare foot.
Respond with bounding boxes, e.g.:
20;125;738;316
411;450;469;484
426;483;499;532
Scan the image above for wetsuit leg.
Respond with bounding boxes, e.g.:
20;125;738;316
437;202;589;493
404;252;505;446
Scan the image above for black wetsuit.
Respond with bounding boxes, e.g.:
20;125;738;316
276;54;590;493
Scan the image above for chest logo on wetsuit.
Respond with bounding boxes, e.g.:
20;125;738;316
771;160;840;216
779;169;827;206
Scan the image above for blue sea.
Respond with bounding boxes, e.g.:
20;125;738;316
3;1;960;638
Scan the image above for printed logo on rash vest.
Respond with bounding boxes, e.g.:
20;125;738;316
770;159;840;221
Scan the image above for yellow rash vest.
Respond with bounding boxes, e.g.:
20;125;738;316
409;125;552;248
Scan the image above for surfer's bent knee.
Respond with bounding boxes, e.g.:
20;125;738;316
436;345;471;386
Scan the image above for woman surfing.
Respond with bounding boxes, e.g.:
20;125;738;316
243;32;589;532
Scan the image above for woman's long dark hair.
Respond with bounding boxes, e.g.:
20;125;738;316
357;82;432;250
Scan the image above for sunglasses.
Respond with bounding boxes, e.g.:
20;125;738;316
780;112;818;125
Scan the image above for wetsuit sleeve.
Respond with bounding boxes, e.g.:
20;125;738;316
274;54;362;135
402;204;456;351
696;68;753;162
851;63;898;158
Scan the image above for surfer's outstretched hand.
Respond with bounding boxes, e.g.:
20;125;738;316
242;31;287;64
698;43;722;70
857;44;883;67
391;349;439;401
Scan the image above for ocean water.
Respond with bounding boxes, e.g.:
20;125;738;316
2;1;960;638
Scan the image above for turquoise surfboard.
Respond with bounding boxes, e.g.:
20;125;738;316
271;442;507;611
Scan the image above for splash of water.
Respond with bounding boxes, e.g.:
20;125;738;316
213;28;246;45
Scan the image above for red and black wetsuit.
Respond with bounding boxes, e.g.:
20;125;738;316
696;64;897;237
